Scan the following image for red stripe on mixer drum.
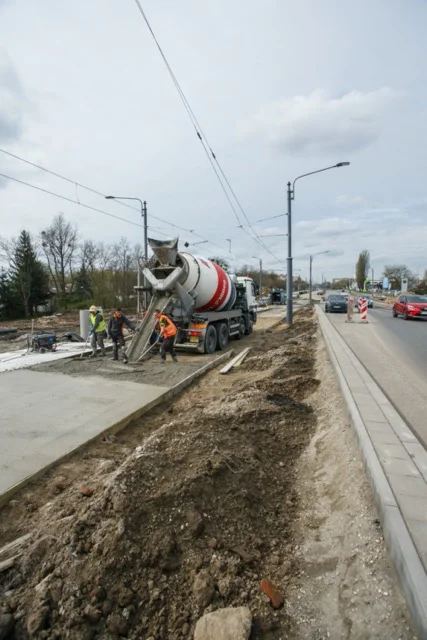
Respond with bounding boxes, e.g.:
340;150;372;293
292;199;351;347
197;262;230;312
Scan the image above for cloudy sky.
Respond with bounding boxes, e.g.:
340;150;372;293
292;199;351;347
1;0;426;281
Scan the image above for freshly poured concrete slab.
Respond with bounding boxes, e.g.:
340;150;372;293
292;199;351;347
0;369;168;498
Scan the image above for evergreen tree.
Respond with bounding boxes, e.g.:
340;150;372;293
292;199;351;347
10;231;50;317
0;269;17;319
75;260;93;300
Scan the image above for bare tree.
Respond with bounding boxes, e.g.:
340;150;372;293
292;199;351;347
80;240;99;276
92;243;115;309
383;264;416;291
41;214;78;296
111;237;136;305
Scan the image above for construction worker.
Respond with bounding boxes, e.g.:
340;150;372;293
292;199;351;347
108;308;134;364
89;305;107;357
153;308;178;364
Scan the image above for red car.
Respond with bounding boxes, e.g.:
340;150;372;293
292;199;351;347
393;295;427;320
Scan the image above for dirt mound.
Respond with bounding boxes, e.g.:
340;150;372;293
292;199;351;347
0;310;318;640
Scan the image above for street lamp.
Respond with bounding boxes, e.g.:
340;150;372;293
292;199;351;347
226;238;232;253
105;196;148;313
286;162;350;324
309;251;330;304
252;256;263;299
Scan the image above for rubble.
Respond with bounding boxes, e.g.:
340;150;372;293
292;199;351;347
0;308;414;639
194;606;252;640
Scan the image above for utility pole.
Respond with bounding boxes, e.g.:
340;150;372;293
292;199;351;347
286;182;293;324
371;267;374;292
309;251;330;304
252;256;263;299
142;200;148;310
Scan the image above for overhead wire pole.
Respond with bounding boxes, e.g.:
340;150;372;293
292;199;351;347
286;162;350;325
309;250;330;305
252;256;263;299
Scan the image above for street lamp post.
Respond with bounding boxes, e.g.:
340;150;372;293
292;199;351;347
252;256;263;299
226;238;232;253
309;251;330;305
105;196;148;314
286;162;350;325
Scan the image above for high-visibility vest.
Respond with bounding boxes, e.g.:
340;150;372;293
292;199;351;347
159;314;177;338
90;312;106;333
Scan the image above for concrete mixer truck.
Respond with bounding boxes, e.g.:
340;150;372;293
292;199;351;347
126;238;257;361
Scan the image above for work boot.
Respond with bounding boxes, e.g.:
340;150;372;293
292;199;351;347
110;357;118;361
172;356;178;363
123;357;128;365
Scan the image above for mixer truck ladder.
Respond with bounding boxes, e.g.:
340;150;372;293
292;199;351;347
126;292;172;363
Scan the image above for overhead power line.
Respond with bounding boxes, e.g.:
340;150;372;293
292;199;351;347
132;0;282;264
0;172;150;229
0;147;232;257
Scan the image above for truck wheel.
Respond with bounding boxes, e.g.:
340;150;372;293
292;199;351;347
235;318;246;340
245;321;253;335
204;325;217;353
217;323;229;350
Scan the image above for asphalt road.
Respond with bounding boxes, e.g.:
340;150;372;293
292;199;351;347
368;306;427;378
325;301;427;448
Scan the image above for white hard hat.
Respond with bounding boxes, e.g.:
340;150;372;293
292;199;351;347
89;305;98;313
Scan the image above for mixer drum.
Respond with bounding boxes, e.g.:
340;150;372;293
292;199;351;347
177;252;236;312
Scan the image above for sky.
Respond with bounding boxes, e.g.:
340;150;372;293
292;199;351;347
1;0;427;282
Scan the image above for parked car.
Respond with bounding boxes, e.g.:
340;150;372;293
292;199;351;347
325;294;347;313
393;295;427;320
355;295;373;309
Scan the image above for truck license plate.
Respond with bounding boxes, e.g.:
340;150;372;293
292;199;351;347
189;336;199;343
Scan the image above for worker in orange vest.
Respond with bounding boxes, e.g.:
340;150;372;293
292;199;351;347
154;308;178;364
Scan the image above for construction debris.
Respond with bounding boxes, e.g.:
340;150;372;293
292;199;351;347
0;312;317;638
194;606;252;640
0;308;415;639
219;347;251;374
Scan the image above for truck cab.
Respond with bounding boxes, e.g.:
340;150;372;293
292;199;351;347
236;276;257;319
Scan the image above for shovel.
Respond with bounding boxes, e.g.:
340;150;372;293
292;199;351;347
136;341;158;363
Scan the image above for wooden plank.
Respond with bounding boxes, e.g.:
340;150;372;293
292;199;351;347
0;554;19;572
234;347;252;367
0;532;32;559
219;347;251;374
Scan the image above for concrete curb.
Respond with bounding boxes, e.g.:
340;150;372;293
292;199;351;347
316;305;427;639
0;350;233;508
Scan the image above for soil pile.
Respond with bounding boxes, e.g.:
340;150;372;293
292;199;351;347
0;311;318;639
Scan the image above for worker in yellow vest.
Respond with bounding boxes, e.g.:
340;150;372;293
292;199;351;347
89;305;107;357
154;309;178;364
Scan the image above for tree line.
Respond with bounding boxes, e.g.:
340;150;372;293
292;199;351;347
209;257;308;295
0;214;144;319
354;250;427;292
